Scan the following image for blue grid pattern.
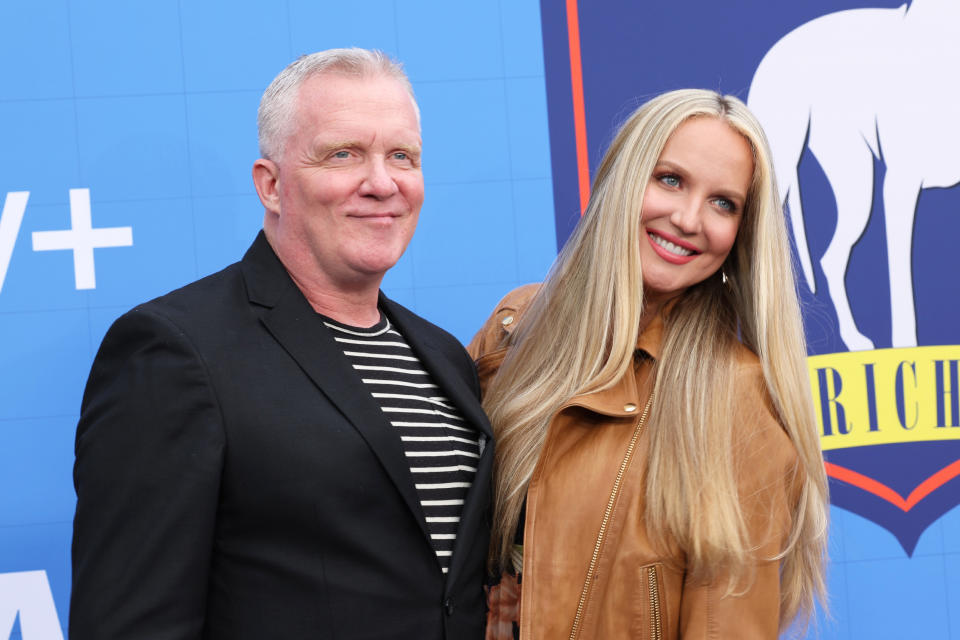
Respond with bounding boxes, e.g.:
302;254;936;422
0;2;554;637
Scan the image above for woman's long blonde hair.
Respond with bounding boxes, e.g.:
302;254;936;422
482;89;828;629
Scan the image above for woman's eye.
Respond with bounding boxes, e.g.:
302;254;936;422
713;197;735;212
658;174;680;187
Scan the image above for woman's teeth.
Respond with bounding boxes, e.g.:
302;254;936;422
651;233;694;256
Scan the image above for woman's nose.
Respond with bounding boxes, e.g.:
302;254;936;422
669;199;702;234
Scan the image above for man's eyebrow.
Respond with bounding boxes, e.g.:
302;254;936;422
311;140;359;154
309;140;422;156
394;143;422;156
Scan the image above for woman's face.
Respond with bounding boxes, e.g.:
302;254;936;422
639;116;753;307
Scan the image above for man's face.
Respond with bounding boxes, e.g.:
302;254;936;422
258;73;424;292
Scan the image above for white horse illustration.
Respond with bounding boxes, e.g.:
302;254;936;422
748;0;960;350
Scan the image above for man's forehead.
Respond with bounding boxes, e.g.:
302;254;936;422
291;73;420;137
297;72;412;110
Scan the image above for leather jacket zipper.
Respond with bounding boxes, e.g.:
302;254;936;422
648;565;663;640
568;392;654;639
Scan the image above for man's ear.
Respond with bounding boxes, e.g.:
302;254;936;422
252;158;281;216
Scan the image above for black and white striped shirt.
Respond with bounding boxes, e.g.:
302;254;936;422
323;313;480;574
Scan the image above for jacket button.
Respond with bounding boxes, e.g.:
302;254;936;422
501;315;514;326
444;598;455;616
624;403;637;412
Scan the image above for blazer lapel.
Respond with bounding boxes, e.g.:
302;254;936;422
381;295;493;443
445;437;493;591
240;234;431;542
383;295;495;589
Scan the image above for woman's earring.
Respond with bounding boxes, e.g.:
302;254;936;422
722;270;728;284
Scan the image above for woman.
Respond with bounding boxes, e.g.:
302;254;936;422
469;90;828;639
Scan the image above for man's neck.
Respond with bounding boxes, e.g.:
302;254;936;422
263;230;385;327
287;268;383;327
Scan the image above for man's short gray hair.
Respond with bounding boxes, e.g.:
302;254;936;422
257;48;419;161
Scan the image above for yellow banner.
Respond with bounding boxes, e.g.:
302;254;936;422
808;346;960;451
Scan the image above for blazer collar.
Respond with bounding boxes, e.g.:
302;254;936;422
240;230;295;308
239;232;432;542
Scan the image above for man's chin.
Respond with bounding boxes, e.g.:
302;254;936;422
347;250;410;281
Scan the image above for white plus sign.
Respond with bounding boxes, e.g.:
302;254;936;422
32;188;133;290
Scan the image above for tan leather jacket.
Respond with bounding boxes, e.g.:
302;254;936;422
469;286;800;640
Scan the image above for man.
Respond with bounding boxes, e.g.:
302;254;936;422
70;49;492;639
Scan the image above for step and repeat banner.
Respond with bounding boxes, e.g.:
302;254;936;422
1;0;957;638
540;1;960;637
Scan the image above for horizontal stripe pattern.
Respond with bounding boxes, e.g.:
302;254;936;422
324;313;479;575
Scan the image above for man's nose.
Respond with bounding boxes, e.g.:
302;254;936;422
669;199;702;234
359;157;400;198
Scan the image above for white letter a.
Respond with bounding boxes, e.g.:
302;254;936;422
0;570;63;640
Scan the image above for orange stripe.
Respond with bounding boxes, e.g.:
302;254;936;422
904;458;960;510
824;459;960;513
824;461;909;511
565;0;590;215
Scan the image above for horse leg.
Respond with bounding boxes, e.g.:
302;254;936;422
812;130;876;351
882;171;921;347
786;172;816;292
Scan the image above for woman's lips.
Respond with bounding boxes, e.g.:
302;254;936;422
647;230;699;265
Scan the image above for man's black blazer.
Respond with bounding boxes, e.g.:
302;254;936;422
70;232;493;639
